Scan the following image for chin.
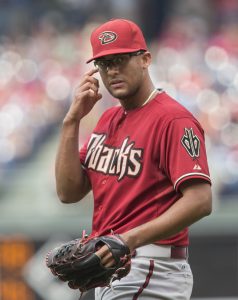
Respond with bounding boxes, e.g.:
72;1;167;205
110;88;129;100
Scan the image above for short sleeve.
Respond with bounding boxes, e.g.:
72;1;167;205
159;117;211;191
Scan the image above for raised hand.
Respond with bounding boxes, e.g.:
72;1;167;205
64;68;102;123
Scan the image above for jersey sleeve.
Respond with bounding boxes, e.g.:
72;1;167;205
159;117;211;191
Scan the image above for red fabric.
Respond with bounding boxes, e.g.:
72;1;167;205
80;92;211;246
87;19;147;62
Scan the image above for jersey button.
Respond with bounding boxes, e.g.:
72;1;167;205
102;179;107;185
98;205;103;211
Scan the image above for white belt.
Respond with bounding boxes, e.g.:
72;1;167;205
134;244;188;259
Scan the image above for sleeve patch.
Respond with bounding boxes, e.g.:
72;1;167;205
181;128;200;158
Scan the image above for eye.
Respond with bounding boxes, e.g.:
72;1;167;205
114;56;123;64
94;54;130;71
98;61;106;68
114;56;128;65
94;60;107;69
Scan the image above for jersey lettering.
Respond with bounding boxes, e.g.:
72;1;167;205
85;133;143;180
181;128;200;158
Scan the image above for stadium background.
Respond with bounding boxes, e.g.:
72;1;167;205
0;0;238;299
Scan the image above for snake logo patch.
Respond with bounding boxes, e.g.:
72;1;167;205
99;31;117;45
181;128;200;158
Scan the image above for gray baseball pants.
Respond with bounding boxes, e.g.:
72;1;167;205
95;244;193;300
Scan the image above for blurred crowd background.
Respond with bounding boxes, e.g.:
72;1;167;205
0;0;238;299
0;0;238;203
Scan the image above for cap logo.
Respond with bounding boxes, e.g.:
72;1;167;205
99;31;117;45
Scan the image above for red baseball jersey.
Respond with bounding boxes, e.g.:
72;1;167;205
80;91;211;246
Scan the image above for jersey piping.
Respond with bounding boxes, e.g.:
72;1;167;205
174;172;211;190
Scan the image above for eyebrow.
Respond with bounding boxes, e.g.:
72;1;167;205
97;54;128;61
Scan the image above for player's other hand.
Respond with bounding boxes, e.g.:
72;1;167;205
95;245;116;268
64;68;102;123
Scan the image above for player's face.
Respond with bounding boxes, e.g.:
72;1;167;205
94;51;151;100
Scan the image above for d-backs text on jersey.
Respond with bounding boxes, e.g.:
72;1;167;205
84;133;143;181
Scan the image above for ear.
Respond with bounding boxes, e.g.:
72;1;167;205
141;52;152;69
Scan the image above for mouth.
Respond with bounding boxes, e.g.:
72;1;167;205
109;79;125;89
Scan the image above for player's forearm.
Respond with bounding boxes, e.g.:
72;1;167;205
55;119;90;203
55;68;102;203
121;182;212;252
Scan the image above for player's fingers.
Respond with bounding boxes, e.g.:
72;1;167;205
85;67;99;76
96;93;102;101
75;78;100;100
96;246;116;268
75;80;98;94
77;82;99;94
95;245;108;257
101;252;115;268
78;74;99;87
77;68;99;87
76;89;98;100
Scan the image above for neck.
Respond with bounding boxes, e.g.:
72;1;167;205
120;84;157;111
140;88;158;107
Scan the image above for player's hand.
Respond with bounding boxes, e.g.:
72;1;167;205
95;245;116;268
64;68;102;123
95;234;134;268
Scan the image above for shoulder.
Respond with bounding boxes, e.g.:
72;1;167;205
153;91;193;117
151;91;201;127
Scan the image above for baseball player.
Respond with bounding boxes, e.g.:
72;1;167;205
55;19;212;299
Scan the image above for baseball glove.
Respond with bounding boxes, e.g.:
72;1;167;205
45;231;131;293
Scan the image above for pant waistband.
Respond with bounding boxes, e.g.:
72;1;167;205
134;244;188;259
